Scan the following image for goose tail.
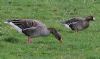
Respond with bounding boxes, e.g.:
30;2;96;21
4;19;22;33
59;19;66;24
59;20;70;29
4;20;12;24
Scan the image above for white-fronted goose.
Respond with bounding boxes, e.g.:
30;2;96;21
62;16;95;32
5;19;62;43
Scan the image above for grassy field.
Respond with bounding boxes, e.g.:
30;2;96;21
0;0;100;59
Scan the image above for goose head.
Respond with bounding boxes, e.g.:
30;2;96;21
85;16;95;21
48;28;63;43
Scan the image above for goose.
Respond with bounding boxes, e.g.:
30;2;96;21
62;16;95;32
5;19;63;44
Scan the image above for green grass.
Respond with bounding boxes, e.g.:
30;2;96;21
0;0;100;59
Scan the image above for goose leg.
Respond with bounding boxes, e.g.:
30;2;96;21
27;37;32;44
75;30;78;32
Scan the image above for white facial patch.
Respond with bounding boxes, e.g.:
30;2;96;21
9;22;22;33
93;17;96;20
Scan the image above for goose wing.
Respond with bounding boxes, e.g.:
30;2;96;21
5;19;38;32
65;18;81;25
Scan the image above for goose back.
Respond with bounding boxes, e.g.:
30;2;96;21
21;19;50;37
6;19;50;37
69;20;89;31
65;17;83;25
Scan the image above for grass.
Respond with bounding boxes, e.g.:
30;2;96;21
0;0;100;59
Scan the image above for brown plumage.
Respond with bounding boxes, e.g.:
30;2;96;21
62;16;95;32
5;19;63;44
